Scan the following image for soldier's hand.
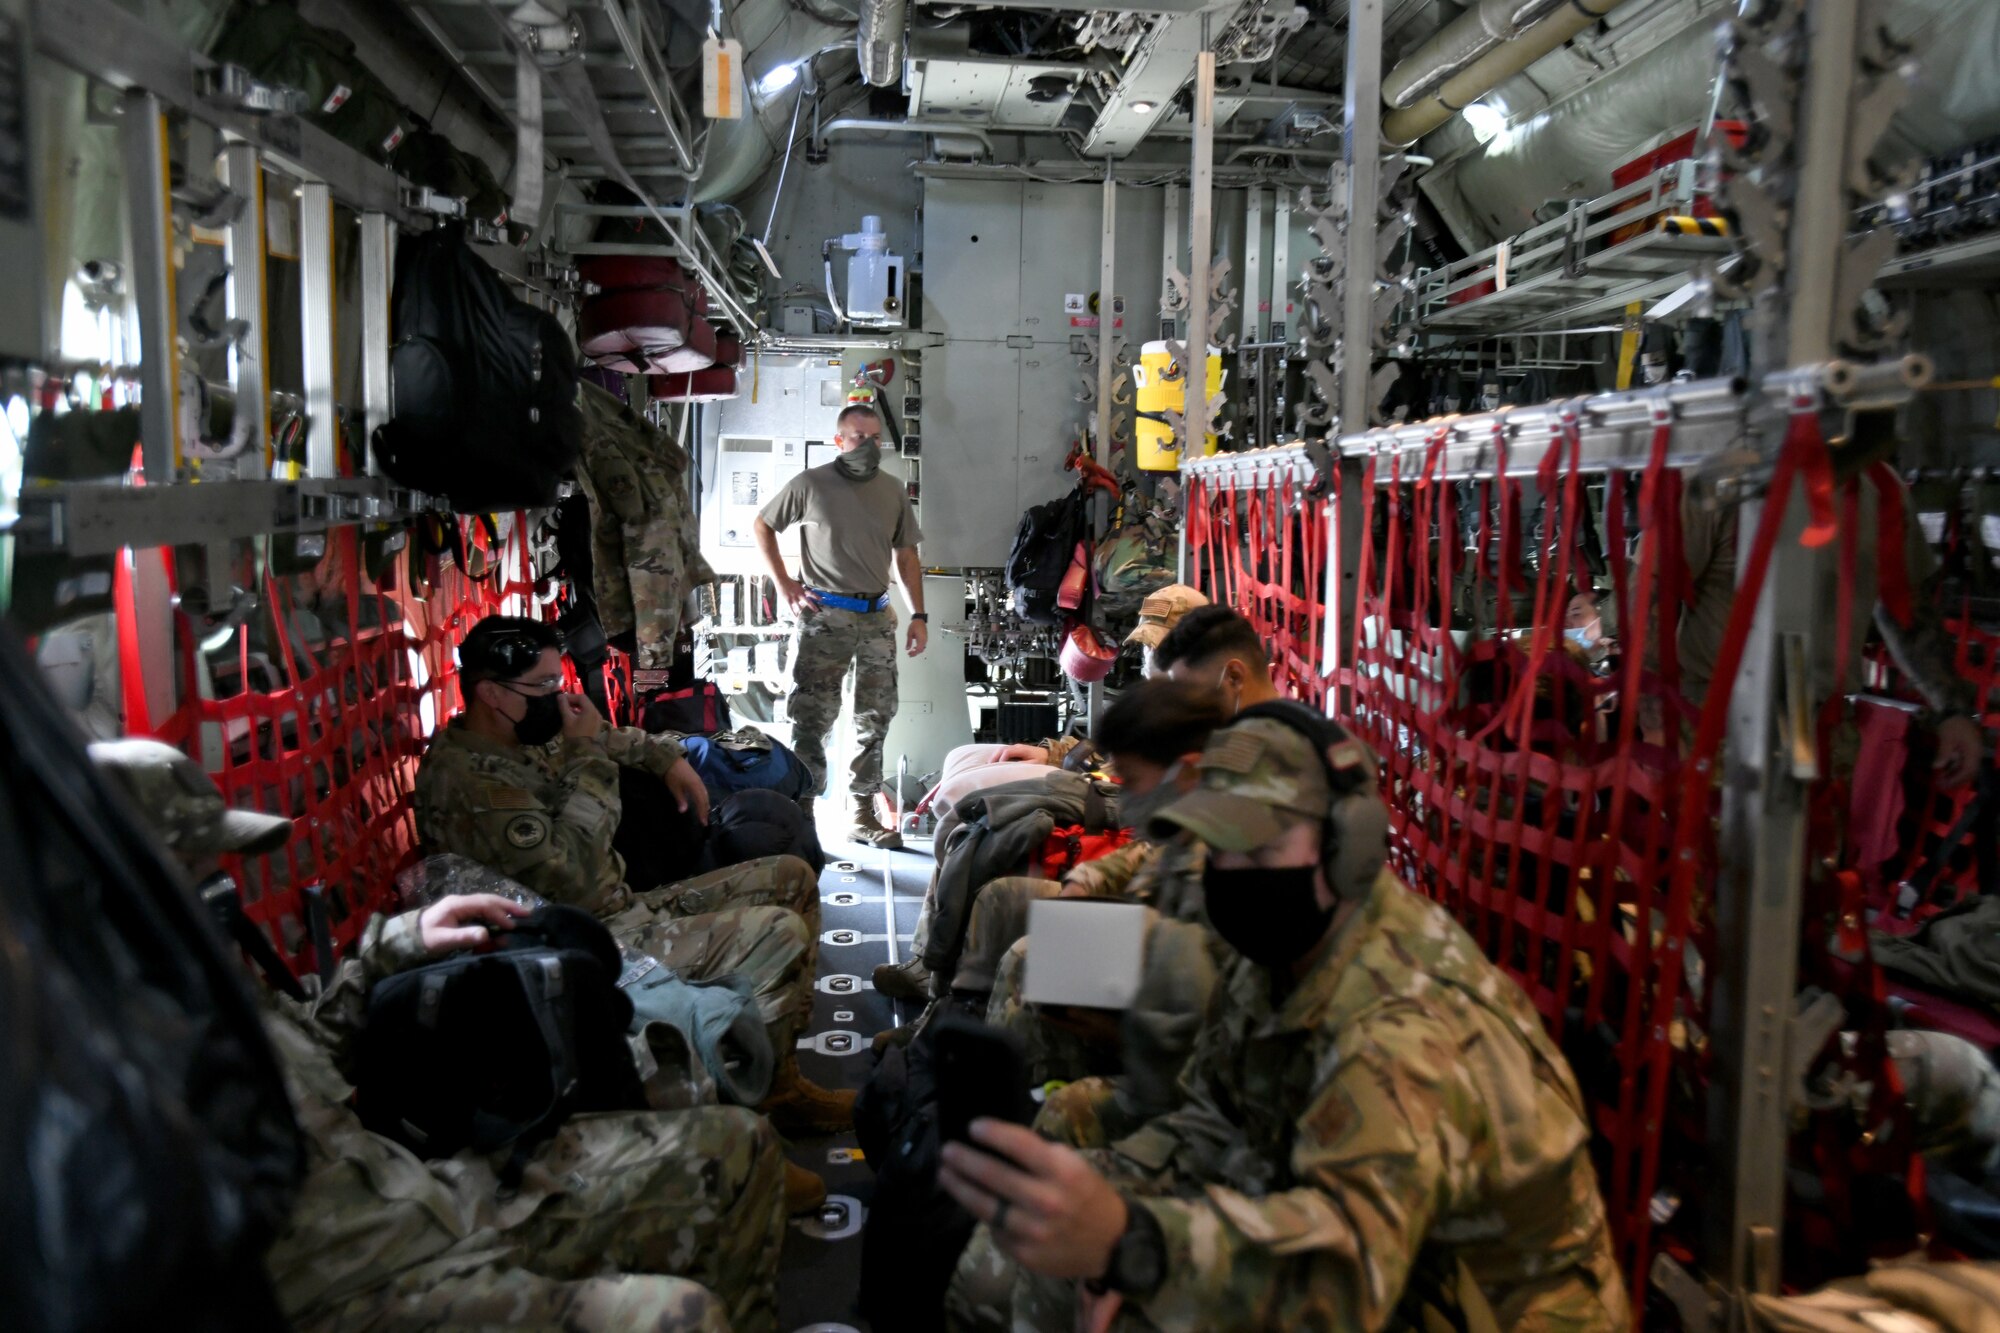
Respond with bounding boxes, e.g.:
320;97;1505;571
1935;714;1985;789
559;692;607;741
665;757;711;823
419;894;531;954
906;618;929;657
938;1119;1129;1281
780;577;821;618
1000;743;1050;763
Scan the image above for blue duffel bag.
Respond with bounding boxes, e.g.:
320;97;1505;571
679;727;812;802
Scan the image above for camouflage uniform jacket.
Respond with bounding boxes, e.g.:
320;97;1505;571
575;383;717;671
1042;735;1086;767
1104;871;1627;1331
413;717;686;917
1063;835;1208;925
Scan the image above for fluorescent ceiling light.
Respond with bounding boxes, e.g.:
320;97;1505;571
756;63;800;97
1462;100;1505;144
1130;100;1156;114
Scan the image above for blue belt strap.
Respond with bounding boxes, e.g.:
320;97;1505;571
810;588;890;613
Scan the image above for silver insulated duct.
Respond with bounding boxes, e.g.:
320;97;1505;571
858;0;906;87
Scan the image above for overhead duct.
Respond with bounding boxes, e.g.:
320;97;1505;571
1382;0;1572;110
1384;0;1634;146
691;0;853;204
1423;0;2000;249
858;0;906;87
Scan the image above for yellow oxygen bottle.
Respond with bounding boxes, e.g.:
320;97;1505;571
1131;341;1224;471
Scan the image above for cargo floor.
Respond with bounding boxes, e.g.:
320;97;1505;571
777;815;935;1333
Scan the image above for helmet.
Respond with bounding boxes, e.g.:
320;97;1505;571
1060;622;1118;683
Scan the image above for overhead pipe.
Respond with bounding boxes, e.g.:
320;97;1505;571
858;0;907;87
1382;0;1635;147
1381;0;1572;110
823;117;994;155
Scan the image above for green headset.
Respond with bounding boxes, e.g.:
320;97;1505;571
1232;700;1391;903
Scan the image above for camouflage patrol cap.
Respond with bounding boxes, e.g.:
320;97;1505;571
88;737;293;856
1126;583;1210;650
1147;715;1352;851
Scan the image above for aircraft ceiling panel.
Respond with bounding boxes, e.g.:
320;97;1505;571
909;56;1090;130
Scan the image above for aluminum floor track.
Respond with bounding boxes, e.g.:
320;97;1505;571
777;817;935;1333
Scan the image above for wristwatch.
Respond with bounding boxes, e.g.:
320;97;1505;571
1087;1193;1166;1298
909;612;929;622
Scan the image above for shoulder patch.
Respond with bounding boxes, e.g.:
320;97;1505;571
1327;741;1368;773
504;814;550;849
1203;731;1263;774
483;785;539;811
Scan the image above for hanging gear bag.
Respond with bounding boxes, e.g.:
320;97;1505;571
372;225;582;511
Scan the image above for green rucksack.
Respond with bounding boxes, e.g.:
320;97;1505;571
211;3;410;161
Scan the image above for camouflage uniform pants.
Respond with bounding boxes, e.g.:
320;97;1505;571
953;876;1061;994
610;857;820;1062
301;1105;785;1333
988;936;1094;1091
787;602;899;807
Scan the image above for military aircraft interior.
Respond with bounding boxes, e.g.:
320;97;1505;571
8;0;2000;1330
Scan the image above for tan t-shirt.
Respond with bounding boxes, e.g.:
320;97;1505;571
759;461;923;596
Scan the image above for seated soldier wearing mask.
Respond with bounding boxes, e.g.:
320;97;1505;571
879;680;1223;1043
877;593;1216;1003
988;584;1213;769
90;738;788;1333
414;614;853;1149
940;709;1628;1333
958;681;1228;1124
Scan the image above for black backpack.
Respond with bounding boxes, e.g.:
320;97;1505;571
1003;488;1088;624
354;905;644;1167
372;225;582;512
855;1022;977;1333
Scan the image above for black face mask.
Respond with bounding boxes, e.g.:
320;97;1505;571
509;690;565;746
1201;863;1337;968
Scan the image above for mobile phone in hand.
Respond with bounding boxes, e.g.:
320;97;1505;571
933;1014;1035;1146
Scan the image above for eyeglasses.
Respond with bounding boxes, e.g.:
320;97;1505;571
501;676;565;696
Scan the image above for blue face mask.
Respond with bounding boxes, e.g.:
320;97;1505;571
1565;627;1595;650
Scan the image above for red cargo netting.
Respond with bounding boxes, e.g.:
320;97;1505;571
1186;470;1331;707
128;513;608;980
1188;409;1706;1302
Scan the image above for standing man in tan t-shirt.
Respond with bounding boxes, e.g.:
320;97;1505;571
754;403;928;848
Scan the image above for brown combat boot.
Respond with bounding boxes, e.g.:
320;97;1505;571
784;1158;829;1215
872;955;931;1001
761;1059;857;1137
848;804;904;850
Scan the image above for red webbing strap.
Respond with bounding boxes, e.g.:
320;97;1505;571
1594;415;1674;1022
1350;451;1380;689
1635;400;1829;1248
1224;475;1248;633
112;547;153;736
1799;413;1840;549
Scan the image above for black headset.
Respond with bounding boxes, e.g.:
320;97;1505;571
1232;700;1390;902
459;618;565;679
